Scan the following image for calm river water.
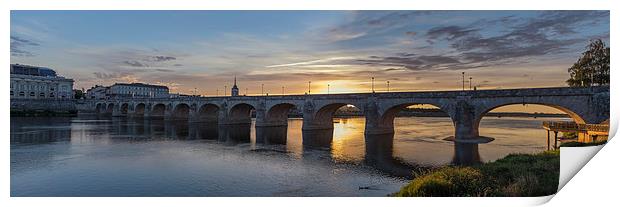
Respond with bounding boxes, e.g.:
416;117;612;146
10;115;570;196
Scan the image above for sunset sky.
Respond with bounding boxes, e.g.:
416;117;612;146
11;11;610;96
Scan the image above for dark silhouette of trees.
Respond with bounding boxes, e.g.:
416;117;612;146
566;39;610;87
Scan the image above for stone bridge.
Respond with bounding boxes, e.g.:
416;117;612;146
89;86;609;148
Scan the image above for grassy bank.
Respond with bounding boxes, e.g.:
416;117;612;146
394;150;559;197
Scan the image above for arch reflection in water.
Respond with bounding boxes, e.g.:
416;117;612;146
255;126;287;145
302;128;334;148
218;124;252;145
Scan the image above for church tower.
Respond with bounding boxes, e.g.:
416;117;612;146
231;76;239;96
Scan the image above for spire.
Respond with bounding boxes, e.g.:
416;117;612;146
234;75;237;87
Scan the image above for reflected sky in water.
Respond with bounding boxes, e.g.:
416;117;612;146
10;116;569;196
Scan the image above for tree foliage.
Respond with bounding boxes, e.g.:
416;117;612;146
566;39;610;87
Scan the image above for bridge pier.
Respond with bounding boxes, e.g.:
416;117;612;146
364;100;395;135
111;103;122;117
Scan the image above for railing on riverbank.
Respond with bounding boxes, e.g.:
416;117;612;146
542;121;609;133
542;121;609;150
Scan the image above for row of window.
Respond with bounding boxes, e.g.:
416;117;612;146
10;91;65;98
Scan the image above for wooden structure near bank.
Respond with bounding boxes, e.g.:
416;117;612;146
542;121;609;150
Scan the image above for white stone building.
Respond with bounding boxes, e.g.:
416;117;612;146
85;85;110;100
108;83;169;98
10;64;74;99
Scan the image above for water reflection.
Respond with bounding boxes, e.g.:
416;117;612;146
256;126;287;145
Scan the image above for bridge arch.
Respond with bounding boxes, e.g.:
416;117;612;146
172;103;191;119
151;103;167;118
312;102;362;129
120;103;129;115
95;103;105;114
475;102;586;129
134;103;146;116
106;103;115;114
265;103;297;125
379;103;454;132
227;102;256;125
198;103;220;123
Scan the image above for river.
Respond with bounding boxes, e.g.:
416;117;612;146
10;115;570;196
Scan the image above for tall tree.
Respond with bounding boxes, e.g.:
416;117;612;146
566;39;610;87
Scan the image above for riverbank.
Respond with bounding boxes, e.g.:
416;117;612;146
393;150;560;197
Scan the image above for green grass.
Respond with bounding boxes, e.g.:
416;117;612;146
560;141;607;147
394;150;560;197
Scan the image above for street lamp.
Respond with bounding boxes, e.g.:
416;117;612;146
216;89;219;96
469;77;472;90
308;81;311;94
371;77;375;93
462;72;465;91
327;84;330;95
261;84;264;96
387;81;390;92
282;86;285;95
224;85;227;96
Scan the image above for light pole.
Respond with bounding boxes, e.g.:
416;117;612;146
469;77;472;90
224;85;227;96
462;72;465;91
282;86;285;95
261;84;264;96
245;88;248;96
371;77;375;93
308;81;311;94
387;81;390;92
327;84;330;95
216;89;219;96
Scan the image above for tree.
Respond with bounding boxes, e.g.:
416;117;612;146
566;39;610;87
73;89;84;99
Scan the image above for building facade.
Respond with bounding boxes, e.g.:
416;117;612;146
108;83;169;98
10;64;74;99
85;85;110;100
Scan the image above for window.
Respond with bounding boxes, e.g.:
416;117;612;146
40;92;45;97
49;92;55;97
30;92;35;96
50;87;55;91
19;92;25;96
10;91;14;96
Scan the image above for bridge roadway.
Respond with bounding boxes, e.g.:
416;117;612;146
88;86;609;163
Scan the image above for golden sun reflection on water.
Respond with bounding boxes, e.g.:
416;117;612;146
330;118;366;162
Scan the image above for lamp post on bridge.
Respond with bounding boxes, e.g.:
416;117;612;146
216;89;219;96
261;84;264;96
462;72;465;91
282;86;285;95
308;81;311;94
224;85;227;96
371;77;375;93
387;81;390;92
327;84;330;95
469;77;472;90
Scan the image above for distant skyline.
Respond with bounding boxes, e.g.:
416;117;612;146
11;11;610;97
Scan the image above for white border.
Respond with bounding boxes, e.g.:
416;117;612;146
2;1;617;207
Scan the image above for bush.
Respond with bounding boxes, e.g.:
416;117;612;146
394;167;488;197
394;150;560;197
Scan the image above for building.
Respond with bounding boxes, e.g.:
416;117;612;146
231;76;239;96
108;83;169;98
10;64;74;99
85;85;110;100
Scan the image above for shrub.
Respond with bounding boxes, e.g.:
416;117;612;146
394;150;560;197
394;167;487;197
